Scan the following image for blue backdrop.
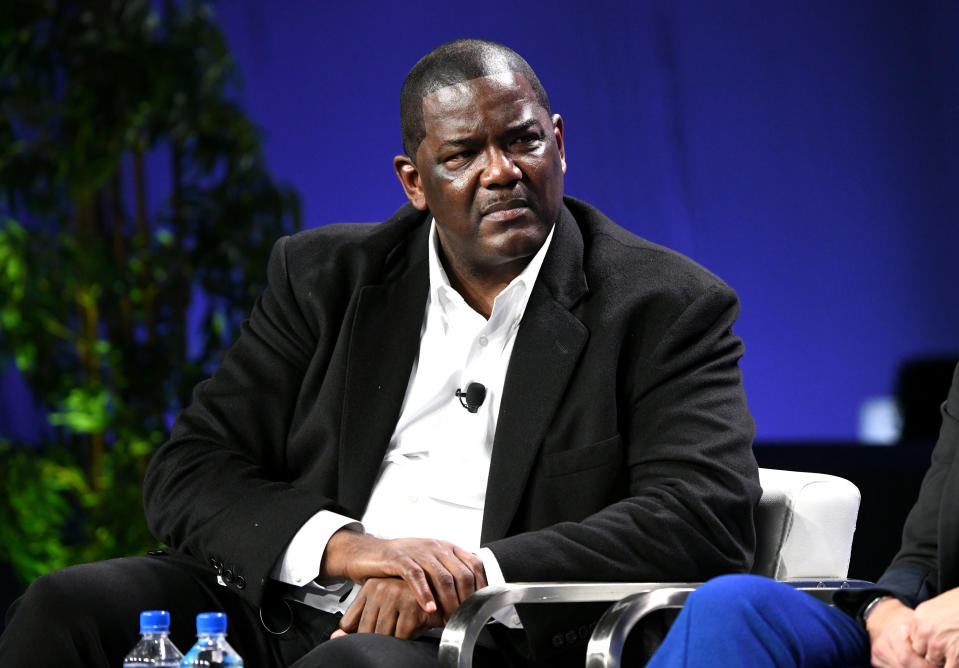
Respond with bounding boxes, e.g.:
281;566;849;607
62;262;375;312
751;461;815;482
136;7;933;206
2;0;957;442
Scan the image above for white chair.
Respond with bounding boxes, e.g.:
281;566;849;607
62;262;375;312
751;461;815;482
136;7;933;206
438;468;864;668
752;467;860;580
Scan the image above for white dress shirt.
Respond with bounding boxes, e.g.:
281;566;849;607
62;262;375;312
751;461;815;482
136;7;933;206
272;218;554;618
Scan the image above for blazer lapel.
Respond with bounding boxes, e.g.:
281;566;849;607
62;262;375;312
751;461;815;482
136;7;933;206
338;224;430;517
481;206;590;542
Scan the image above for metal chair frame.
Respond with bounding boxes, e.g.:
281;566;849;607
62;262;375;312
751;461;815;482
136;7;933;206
438;582;692;668
437;579;873;667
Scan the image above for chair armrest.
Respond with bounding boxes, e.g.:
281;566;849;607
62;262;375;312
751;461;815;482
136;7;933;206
585;579;875;668
755;468;861;579
437;582;696;668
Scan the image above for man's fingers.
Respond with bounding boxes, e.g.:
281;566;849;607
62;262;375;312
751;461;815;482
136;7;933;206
453;546;488;589
422;556;461;619
947;638;959;668
396;559;438;614
899;623;932;668
374;607;399;637
357;597;379;635
395;610;422;640
874;621;927;668
912;620;931;659
419;545;488;617
345;536;487;616
432;557;479;621
923;638;949;667
338;593;363;634
440;550;478;594
344;577;438;639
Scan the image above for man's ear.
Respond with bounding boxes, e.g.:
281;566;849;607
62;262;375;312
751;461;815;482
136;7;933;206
552;114;567;174
393;155;428;210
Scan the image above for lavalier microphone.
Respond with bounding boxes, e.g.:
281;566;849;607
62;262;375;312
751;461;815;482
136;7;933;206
455;382;487;413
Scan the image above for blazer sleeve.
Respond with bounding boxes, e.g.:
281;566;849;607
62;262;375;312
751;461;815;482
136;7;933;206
836;361;959;615
482;274;759;663
487;279;760;584
142;235;340;606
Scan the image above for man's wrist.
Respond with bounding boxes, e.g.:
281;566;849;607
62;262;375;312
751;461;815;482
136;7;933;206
272;511;361;587
861;595;894;626
320;528;366;579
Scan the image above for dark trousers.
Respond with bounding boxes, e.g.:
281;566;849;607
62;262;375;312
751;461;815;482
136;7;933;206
0;554;508;667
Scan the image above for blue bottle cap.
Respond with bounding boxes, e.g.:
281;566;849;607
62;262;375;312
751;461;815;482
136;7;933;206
196;612;227;635
139;610;171;633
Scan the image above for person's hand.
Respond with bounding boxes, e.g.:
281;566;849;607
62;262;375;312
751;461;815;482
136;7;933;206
320;531;487;618
331;577;444;640
908;588;959;666
868;597;928;667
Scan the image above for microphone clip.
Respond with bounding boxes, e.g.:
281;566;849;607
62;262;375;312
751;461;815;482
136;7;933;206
455;382;487;413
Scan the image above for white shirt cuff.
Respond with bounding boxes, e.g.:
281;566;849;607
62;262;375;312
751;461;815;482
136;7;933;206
478;547;521;628
271;510;362;586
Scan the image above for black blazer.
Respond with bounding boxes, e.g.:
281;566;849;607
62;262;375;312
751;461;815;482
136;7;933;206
838;362;959;616
143;196;760;647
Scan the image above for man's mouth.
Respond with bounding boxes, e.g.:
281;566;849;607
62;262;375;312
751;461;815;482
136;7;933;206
481;199;530;221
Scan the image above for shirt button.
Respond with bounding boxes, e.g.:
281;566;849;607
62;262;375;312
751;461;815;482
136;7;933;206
478;335;489;346
408;494;420;503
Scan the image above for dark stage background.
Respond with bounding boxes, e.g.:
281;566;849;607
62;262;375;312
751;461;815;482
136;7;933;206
1;0;958;612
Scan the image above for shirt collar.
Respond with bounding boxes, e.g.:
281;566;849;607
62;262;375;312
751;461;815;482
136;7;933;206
426;217;556;319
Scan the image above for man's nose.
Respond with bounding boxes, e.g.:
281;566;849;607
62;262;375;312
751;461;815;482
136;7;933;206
480;147;522;187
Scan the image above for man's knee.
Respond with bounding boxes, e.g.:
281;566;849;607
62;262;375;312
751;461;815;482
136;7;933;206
3;557;224;666
7;557;182;631
686;574;781;614
2;563;115;664
12;564;99;623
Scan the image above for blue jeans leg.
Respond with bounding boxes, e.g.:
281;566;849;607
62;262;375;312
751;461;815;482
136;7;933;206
645;574;870;667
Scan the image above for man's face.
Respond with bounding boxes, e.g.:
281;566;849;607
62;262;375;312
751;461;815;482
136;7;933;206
395;72;566;279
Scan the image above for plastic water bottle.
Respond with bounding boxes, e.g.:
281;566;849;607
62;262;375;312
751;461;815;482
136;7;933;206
179;612;243;667
123;610;183;667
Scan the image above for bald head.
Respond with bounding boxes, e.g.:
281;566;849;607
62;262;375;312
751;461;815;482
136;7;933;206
400;39;551;161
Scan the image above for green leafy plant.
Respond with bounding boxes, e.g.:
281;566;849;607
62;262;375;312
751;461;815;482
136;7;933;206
0;0;300;584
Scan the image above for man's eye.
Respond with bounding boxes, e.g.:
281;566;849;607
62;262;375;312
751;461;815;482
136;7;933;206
445;151;473;164
514;134;543;147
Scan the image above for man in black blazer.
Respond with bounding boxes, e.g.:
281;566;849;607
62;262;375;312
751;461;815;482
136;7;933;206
0;39;759;667
644;360;959;667
842;360;959;666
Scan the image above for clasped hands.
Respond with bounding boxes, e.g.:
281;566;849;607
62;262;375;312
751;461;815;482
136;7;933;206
320;531;488;640
868;588;959;667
